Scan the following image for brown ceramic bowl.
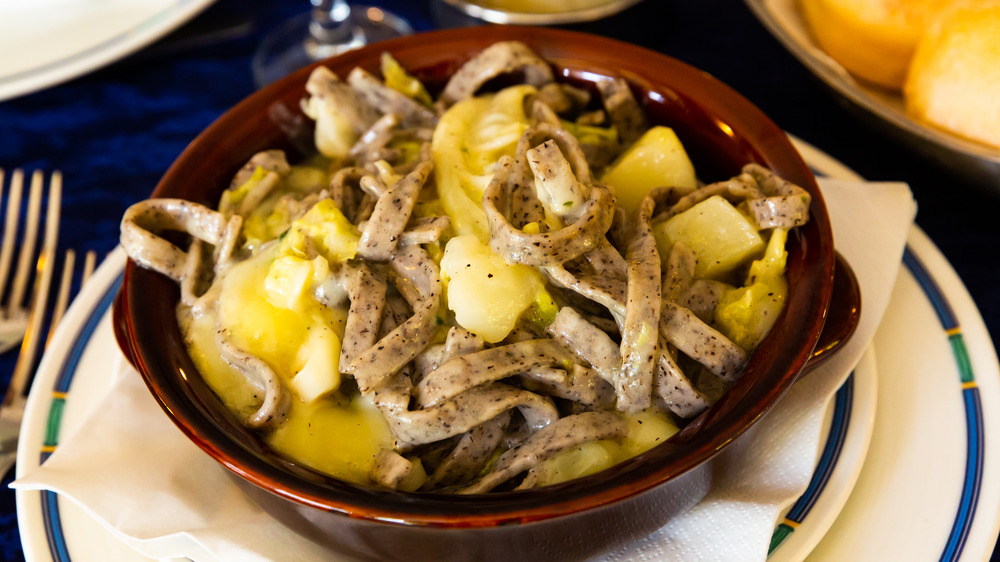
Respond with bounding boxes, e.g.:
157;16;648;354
114;26;842;561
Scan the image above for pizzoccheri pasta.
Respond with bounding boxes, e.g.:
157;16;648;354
120;41;812;493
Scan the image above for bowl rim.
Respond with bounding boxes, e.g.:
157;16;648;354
116;25;835;528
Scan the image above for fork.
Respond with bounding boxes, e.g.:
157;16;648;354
0;168;66;477
0;249;97;477
0;169;59;354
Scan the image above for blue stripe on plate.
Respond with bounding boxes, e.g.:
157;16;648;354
903;249;959;330
52;276;123;394
940;387;984;562
899;247;982;562
767;374;854;555
41;484;69;562
40;273;123;562
787;375;854;522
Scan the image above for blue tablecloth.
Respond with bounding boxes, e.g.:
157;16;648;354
0;0;997;560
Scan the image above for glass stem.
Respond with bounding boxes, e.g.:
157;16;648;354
310;0;353;45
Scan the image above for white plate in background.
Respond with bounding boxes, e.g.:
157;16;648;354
0;0;215;102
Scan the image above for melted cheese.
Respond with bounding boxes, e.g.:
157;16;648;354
183;246;392;485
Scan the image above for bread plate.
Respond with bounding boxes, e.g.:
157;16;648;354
744;0;1000;189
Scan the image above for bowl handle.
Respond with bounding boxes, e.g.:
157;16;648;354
801;252;861;374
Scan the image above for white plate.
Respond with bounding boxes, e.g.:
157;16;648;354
794;139;1000;561
744;0;1000;188
0;0;215;102
13;250;159;562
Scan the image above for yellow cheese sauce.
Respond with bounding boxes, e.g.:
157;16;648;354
267;392;394;484
182;245;394;484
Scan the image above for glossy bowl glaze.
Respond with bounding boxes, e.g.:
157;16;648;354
114;26;837;561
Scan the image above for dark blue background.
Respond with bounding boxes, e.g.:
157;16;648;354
0;0;997;560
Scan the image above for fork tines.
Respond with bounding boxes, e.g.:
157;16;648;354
0;169;61;355
5;249;96;408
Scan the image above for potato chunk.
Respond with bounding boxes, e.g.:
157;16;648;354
291;324;342;403
653;195;764;279
441;235;548;343
280;199;360;263
264;255;330;311
600;126;697;215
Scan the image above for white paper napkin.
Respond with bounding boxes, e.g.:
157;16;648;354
13;178;917;562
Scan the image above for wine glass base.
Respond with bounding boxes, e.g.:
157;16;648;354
252;6;414;87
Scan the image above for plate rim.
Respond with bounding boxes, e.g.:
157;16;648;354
766;352;877;561
13;249;143;562
793;136;1000;561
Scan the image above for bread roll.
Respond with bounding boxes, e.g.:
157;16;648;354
904;4;1000;149
799;0;957;90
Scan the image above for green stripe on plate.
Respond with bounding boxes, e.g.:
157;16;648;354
949;334;974;384
43;397;66;448
769;523;795;554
